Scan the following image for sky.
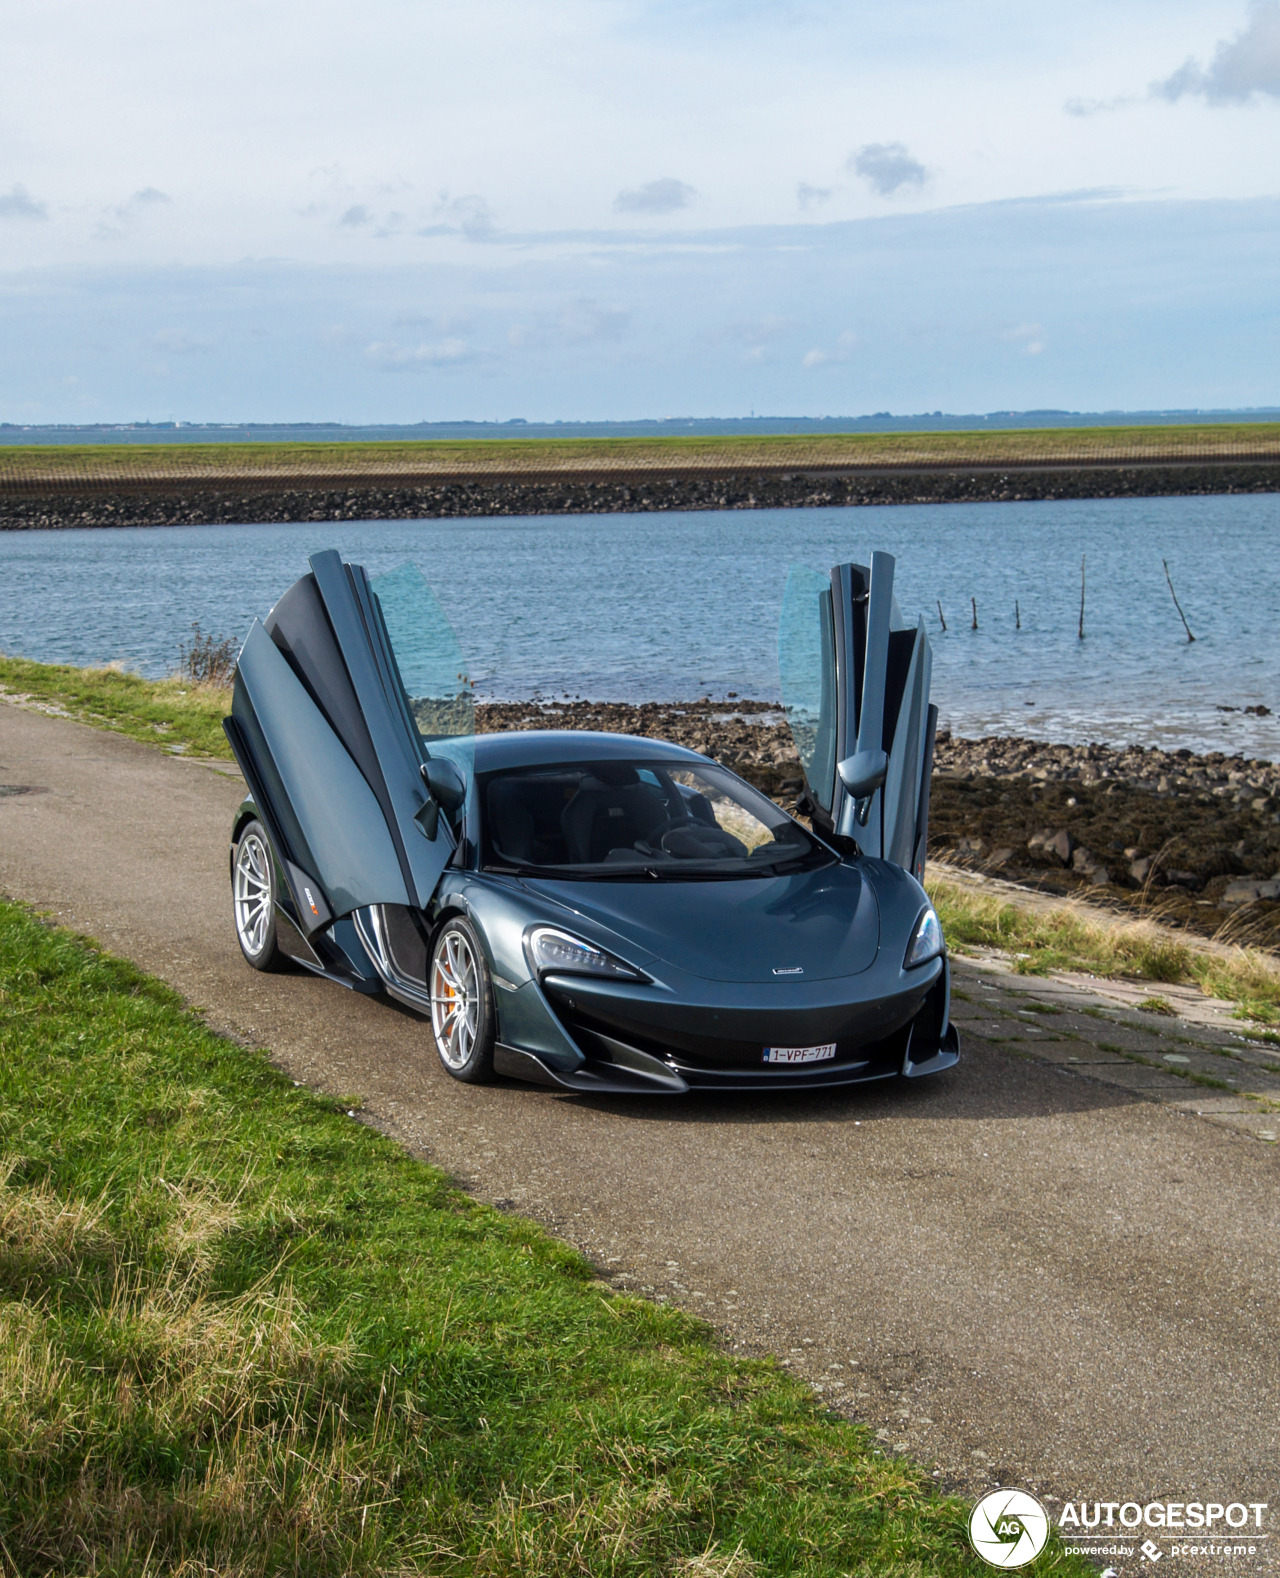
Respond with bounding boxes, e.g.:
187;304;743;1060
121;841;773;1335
2;0;1278;422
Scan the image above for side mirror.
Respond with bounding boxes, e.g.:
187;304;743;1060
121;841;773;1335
837;749;888;800
421;756;467;814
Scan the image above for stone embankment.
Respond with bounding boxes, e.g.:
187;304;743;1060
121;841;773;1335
929;731;1280;924
934;729;1278;797
475;700;1280;945
6;458;1280;528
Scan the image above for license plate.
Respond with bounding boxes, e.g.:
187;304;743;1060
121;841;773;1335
763;1042;837;1065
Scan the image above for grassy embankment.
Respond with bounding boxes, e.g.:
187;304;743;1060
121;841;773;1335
0;897;1090;1576
0;654;234;761
4;652;1279;1027
930;880;1280;1028
3;421;1280;484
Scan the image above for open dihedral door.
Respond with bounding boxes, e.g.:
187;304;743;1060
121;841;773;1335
778;552;937;878
223;549;472;935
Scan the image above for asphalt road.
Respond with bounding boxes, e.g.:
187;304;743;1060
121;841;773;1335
3;701;1278;1569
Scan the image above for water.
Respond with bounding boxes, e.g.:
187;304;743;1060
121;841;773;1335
1;494;1277;756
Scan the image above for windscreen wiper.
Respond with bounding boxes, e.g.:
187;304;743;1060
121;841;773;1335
752;854;832;875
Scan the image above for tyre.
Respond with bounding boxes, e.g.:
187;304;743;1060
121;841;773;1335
232;820;286;972
429;915;496;1082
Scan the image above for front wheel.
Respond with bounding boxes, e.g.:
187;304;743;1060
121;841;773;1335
429;916;496;1083
232;820;285;972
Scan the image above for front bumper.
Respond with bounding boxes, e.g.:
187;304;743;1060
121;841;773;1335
494;960;959;1095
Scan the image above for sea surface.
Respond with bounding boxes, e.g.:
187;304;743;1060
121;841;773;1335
2;495;1278;757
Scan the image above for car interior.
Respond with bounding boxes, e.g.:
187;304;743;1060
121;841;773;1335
483;762;809;871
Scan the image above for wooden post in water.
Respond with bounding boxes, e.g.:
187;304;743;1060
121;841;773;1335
1015;599;1021;630
1078;556;1086;640
936;600;947;632
1162;558;1196;642
971;597;978;630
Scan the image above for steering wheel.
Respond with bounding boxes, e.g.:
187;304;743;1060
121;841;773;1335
638;814;692;848
660;822;746;859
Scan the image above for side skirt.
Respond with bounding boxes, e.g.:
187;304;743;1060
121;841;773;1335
274;908;382;993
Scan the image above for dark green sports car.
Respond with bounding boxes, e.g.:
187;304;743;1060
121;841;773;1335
225;548;958;1094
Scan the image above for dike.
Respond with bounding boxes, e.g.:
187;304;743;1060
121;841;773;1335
4;458;1280;527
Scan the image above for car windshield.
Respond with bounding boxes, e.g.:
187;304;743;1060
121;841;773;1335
479;759;832;879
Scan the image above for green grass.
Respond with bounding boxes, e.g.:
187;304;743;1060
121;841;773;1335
930;879;1280;1025
0;655;234;760
2;421;1280;483
0;899;1092;1576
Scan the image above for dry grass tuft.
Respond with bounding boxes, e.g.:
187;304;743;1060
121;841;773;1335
175;623;238;688
1196;943;1280;1024
676;1542;759;1577
154;1172;243;1273
0;1157;114;1268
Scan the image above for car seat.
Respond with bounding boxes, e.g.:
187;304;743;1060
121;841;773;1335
561;777;669;863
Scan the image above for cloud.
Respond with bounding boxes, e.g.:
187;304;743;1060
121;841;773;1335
802;330;859;368
423;194;495;241
151;328;210;354
366;336;480;369
797;182;833;210
557;298;628;343
847;142;927;196
717;313;794;362
721;314;793;342
0;184;49;220
508;299;629;349
613;178;696;214
393;308;471;332
1064;94;1137;117
1153;1;1280;104
335;204;409;237
1004;322;1046;355
96;187;174;239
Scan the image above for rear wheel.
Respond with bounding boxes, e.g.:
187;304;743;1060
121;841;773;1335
232;820;285;971
429;916;496;1082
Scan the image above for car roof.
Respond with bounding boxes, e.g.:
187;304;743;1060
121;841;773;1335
440;729;712;774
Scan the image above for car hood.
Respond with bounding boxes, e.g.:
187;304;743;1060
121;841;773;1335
519;861;880;983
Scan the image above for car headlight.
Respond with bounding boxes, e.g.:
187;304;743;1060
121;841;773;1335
904;905;944;969
525;926;648;981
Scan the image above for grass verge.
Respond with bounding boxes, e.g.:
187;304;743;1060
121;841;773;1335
0;654;233;760
930;878;1280;1026
2;421;1280;483
0;898;1090;1576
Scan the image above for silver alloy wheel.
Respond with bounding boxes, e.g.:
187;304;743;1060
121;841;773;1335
431;927;480;1070
233;829;273;958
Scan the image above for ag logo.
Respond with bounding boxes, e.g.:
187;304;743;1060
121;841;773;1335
969;1489;1051;1568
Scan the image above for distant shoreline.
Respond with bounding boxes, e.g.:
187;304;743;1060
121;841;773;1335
5;457;1280;528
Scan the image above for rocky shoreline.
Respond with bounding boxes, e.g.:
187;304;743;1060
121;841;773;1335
5;458;1280;528
474;699;1280;945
